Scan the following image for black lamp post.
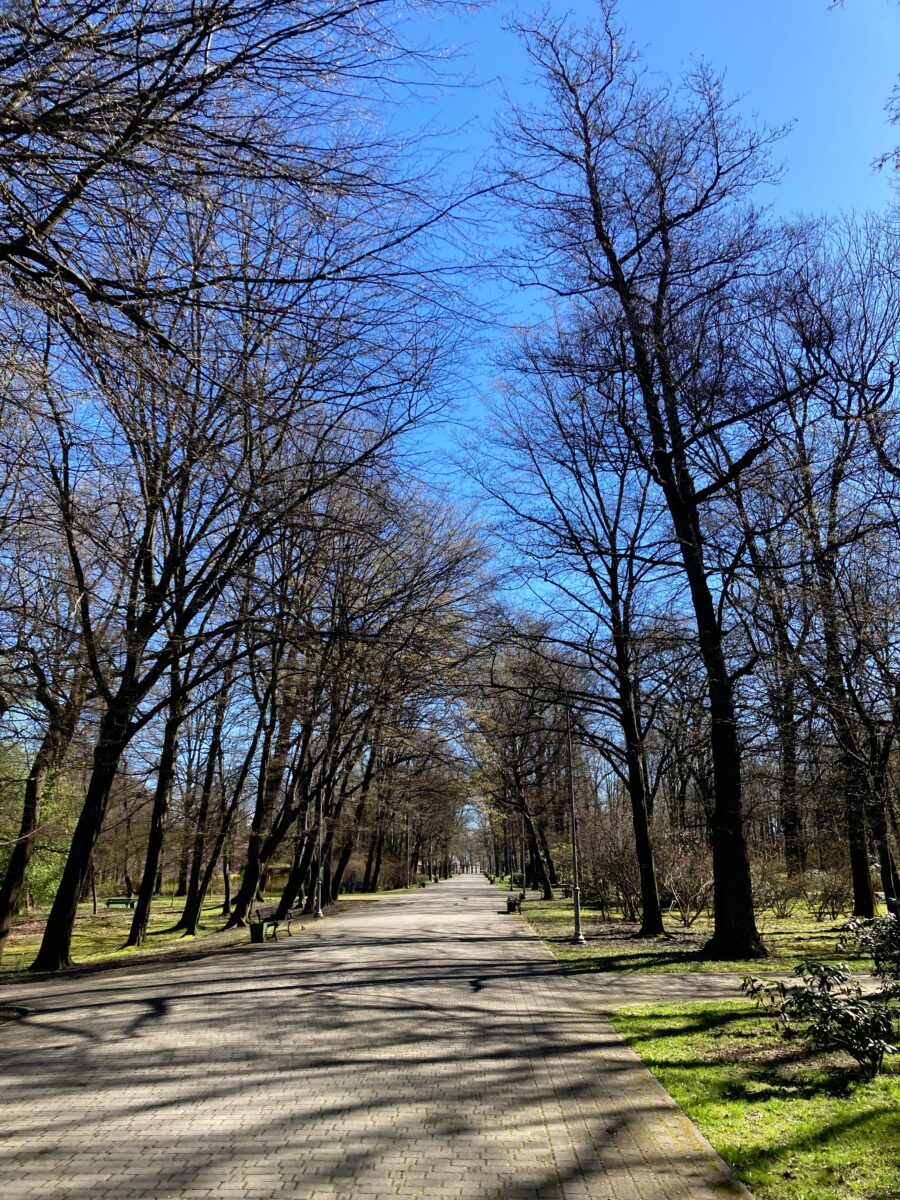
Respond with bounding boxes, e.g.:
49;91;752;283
566;702;585;945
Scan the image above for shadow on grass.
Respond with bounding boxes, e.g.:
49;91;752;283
725;1105;897;1188
623;1007;880;1101
555;945;712;972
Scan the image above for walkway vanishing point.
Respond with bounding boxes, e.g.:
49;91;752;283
0;876;750;1200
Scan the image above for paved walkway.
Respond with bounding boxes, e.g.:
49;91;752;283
0;876;750;1200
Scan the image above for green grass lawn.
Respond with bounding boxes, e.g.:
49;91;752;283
0;893;252;975
612;999;900;1200
510;890;867;974
1;880;437;976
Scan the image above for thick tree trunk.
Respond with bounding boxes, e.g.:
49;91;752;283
226;700;299;927
276;829;315;919
221;854;232;916
229;808;293;926
331;769;374;902
177;692;229;926
0;706;79;959
175;791;193;897
844;759;876;918
616;676;664;937
660;521;761;955
627;768;665;937
362;827;378;892
521;810;553;899
370;829;385;891
659;494;762;958
536;823;558;888
178;701;261;935
30;704;132;971
867;794;899;916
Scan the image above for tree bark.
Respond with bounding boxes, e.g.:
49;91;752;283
30;702;132;970
522;811;553;899
127;686;184;947
777;692;805;876
0;689;82;960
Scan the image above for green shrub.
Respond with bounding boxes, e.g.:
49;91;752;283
841;915;900;996
742;960;897;1079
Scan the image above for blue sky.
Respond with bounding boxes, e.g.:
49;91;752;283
397;0;900;474
417;0;900;218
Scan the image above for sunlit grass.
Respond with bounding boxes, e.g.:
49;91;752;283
1;879;440;976
492;881;867;974
612;999;900;1200
0;893;251;975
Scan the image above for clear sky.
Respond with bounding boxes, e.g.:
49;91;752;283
398;0;900;474
413;0;900;219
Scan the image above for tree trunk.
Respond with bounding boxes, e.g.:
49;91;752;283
521;810;553;899
778;703;805;877
30;703;132;971
276;829;315;919
175;789;194;897
178;693;227;926
536;823;558;888
663;494;762;958
331;768;374;902
0;704;80;960
867;794;899;916
615;671;664;937
221;854;231;916
626;764;665;937
362;827;378;892
127;689;184;947
178;700;262;935
844;759;876;918
225;702;298;927
370;829;385;891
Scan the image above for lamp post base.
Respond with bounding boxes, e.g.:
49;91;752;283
572;885;585;945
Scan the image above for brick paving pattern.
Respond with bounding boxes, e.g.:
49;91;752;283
0;876;750;1199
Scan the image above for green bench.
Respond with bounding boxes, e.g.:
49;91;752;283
105;897;137;909
248;903;302;943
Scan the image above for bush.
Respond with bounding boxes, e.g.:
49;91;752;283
656;832;713;927
742;960;897;1079
840;915;900;996
580;877;613;918
752;858;804;919
803;869;851;922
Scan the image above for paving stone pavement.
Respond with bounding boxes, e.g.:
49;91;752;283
0;876;752;1200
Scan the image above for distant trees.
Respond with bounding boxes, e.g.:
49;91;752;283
0;0;486;969
478;3;900;952
494;6;786;956
4;1;900;974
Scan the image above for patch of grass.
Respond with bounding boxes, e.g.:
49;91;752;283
0;893;249;975
1;881;433;976
611;999;900;1200
512;891;867;975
